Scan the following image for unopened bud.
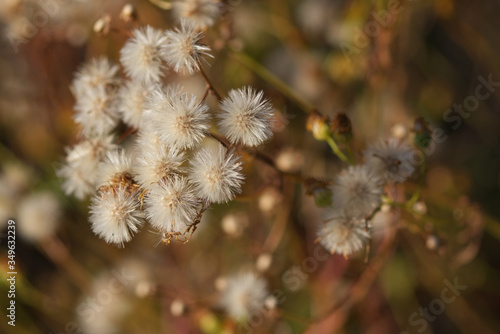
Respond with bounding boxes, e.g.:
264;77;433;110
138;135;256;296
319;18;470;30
170;299;186;317
120;4;138;23
307;111;331;141
413;117;432;149
256;253;273;272
93;15;111;35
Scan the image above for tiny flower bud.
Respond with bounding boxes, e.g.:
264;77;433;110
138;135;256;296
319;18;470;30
313;187;333;208
256;253;273;272
307;111;331;141
170;299;186;317
93;15;111;35
120;4;138;23
214;276;227;291
426;234;440;250
264;296;278;310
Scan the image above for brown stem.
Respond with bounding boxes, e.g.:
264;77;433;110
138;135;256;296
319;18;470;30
197;60;223;101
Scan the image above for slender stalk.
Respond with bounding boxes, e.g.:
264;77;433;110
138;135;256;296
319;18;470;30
325;136;350;164
231;52;315;113
197;60;222;101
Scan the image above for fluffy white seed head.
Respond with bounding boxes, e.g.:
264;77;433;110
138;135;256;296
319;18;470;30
72;57;120;101
135;144;185;188
58;135;116;199
118;81;151;129
189;144;244;203
218;87;275;147
317;210;370;257
120;26;169;84
164;19;212;75
219;271;269;321
364;138;415;183
145;177;199;233
172;0;221;31
89;187;143;246
95;149;134;188
145;85;211;149
73;87;120;137
333;165;384;218
17;192;61;243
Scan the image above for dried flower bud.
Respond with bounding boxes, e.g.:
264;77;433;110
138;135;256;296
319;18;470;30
331;112;352;142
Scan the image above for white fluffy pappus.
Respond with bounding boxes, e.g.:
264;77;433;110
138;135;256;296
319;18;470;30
145;85;211;149
218;271;269;321
17;191;61;243
58;135;116;199
89;187;143;246
134;144;185;188
218;87;275;147
172;0;222;31
333;165;384;218
364;138;415;183
145;176;199;233
95;149;135;188
120;26;169;84
72;57;120;101
189;144;244;203
164;19;212;75
73;87;121;137
317;210;370;257
118;81;151;129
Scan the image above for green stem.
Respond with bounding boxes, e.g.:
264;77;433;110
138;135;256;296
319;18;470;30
231;52;315;113
326;136;350;164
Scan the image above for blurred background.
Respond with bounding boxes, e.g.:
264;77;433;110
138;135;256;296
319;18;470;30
1;0;500;333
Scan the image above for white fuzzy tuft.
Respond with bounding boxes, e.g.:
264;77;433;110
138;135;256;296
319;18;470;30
333;165;384;218
317;210;370;257
164;19;212;75
89;187;143;246
218;87;274;147
219;271;269;321
364;138;415;183
145;85;211;150
135;144;185;188
145;177;199;233
189;144;244;203
120;26;169;84
172;0;222;31
58;136;116;199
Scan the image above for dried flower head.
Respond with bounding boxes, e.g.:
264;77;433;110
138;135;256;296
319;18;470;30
72;57;120;101
317;210;370;257
333;165;384;218
58;135;115;199
145;177;199;233
18;192;61;243
89;187;143;246
172;0;221;31
145;85;211;149
120;26;169;84
219;271;269;321
364;138;415;183
164;19;212;75
73;87;120;137
95;149;135;189
135;144;185;188
218;87;274;147
118;81;151;129
189;144;244;203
